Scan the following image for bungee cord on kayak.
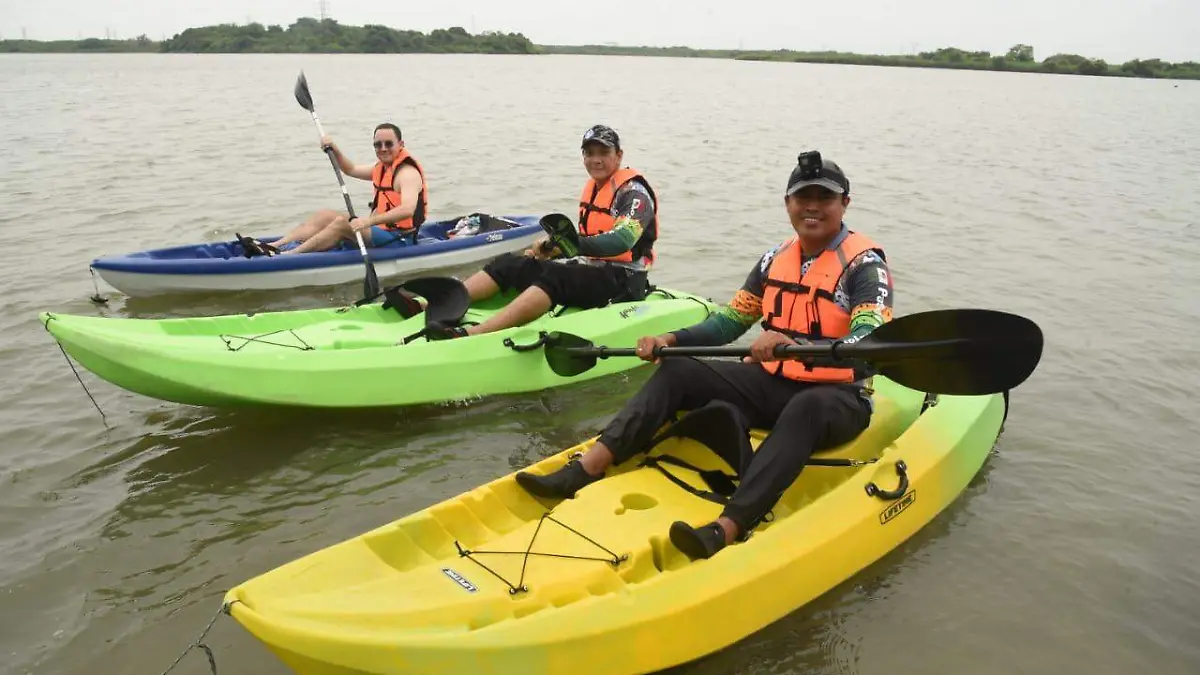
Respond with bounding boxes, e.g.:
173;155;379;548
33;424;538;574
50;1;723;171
452;511;627;596
455;427;916;599
218;329;315;352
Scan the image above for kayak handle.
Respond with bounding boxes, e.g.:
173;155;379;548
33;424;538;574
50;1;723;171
865;460;908;500
504;331;550;352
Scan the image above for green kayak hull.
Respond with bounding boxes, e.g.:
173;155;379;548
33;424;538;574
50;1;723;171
39;288;717;409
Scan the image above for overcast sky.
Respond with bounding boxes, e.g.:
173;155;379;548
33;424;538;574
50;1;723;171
2;0;1197;64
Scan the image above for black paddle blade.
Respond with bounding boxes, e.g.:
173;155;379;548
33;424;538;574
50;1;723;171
538;213;573;237
855;308;1044;396
538;213;580;257
399;276;470;326
294;71;315;112
544;332;601;377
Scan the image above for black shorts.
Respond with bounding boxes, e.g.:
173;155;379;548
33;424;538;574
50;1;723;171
482;253;648;309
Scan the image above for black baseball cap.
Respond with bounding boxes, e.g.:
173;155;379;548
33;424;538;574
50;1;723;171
786;151;850;196
581;124;620;150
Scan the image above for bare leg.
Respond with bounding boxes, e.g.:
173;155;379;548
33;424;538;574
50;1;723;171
464;285;552;336
462;270;501;301
714;517;739;544
576;441;616;475
274;209;342;247
284;215;352;254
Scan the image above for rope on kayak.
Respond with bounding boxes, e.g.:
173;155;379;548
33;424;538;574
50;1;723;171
87;266;108;305
219;329;314;352
43;315;109;428
158;603;229;675
56;342;110;428
452;512;627;595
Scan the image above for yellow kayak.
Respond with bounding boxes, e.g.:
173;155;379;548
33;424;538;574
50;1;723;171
224;376;1007;675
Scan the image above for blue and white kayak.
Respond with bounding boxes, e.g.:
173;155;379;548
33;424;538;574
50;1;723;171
89;214;543;296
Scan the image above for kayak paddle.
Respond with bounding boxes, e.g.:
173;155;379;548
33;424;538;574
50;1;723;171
398;276;471;326
538;213;580;257
293;70;381;300
543;308;1043;396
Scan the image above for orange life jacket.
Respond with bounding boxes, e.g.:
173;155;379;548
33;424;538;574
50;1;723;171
760;230;885;383
577;168;659;264
369;150;428;233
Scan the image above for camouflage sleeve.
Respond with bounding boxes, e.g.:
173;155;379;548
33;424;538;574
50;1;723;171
840;250;894;344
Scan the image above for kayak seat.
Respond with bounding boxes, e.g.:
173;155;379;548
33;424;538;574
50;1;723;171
771;391;907;519
623;389;907;523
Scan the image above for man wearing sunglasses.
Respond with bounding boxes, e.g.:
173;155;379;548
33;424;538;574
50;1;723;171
514;151;896;562
429;124;659;338
271;122;428;254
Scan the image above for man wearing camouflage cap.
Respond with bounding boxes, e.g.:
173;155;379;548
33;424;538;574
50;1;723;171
432;124;661;338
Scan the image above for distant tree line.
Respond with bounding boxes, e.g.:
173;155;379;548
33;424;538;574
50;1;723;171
1;19;538;54
3;25;1196;80
544;42;1200;80
159;18;538;54
0;35;158;53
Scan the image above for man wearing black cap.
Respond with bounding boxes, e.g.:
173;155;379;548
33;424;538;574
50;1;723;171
514;150;895;561
431;124;660;338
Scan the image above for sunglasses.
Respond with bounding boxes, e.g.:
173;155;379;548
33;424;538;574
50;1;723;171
373;140;396;150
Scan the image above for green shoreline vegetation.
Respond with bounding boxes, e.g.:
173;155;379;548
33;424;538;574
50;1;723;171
3;18;1197;81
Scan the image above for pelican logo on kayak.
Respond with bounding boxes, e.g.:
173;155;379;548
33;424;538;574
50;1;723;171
619;305;650;319
879;490;916;525
486;233;503;242
441;567;478;593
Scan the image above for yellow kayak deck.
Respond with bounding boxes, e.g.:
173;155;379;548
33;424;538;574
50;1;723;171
226;377;1006;675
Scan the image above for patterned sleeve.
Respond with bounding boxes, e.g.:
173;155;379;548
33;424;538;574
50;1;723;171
839;250;894;344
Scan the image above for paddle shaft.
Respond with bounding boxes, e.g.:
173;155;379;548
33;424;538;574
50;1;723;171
544;308;1043;395
577;337;971;362
307;110;370;257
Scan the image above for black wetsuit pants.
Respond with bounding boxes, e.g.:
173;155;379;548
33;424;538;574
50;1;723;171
597;357;872;533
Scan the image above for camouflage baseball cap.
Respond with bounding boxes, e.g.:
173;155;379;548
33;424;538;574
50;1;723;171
581;124;620;150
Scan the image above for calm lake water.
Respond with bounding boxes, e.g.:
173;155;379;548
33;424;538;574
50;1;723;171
1;53;1198;675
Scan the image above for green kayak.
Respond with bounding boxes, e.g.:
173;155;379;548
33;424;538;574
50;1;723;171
39;281;717;409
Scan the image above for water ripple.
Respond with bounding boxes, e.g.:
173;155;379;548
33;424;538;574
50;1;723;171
1;53;1198;675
